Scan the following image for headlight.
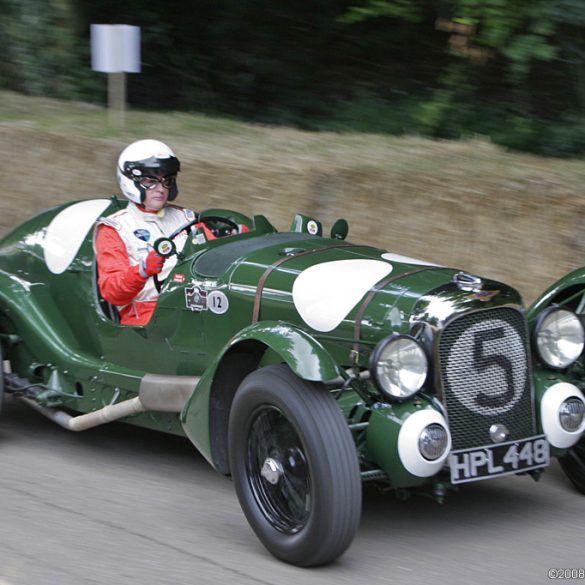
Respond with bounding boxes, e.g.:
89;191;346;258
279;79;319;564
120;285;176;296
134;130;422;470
559;397;585;432
369;334;428;400
535;307;585;369
418;423;449;461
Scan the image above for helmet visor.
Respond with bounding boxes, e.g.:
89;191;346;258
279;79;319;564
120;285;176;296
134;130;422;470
123;155;180;178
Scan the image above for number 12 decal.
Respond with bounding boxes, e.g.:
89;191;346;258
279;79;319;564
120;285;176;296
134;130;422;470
208;290;229;315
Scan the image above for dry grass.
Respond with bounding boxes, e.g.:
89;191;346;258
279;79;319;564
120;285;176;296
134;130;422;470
1;90;584;302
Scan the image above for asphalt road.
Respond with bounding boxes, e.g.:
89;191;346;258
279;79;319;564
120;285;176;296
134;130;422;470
1;395;583;585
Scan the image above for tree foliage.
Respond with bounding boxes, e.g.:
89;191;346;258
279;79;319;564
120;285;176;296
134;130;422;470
2;0;585;156
0;0;97;98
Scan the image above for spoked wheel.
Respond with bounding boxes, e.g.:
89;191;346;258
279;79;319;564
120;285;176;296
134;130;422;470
247;406;311;534
228;364;361;567
559;437;585;494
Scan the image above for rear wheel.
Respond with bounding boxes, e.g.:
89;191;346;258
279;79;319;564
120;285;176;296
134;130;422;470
228;364;361;567
559;438;585;494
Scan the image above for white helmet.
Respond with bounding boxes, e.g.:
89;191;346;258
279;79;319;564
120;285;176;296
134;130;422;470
117;139;180;204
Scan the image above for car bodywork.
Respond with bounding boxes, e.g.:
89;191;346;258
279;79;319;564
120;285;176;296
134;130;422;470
1;197;584;566
527;268;585;495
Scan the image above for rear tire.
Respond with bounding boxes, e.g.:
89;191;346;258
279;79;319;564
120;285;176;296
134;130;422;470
228;364;361;567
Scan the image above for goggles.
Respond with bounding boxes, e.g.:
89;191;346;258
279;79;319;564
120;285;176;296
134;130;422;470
136;174;177;190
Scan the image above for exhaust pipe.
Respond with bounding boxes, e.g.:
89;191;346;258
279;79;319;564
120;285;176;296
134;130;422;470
14;373;200;432
20;396;146;431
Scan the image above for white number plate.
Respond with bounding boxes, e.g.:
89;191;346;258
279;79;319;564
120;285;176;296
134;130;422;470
449;435;550;484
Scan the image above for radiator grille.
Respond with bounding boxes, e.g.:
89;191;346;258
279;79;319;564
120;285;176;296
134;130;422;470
438;307;535;450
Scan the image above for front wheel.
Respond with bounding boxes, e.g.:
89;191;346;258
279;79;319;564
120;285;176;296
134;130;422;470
559;437;585;494
228;364;361;567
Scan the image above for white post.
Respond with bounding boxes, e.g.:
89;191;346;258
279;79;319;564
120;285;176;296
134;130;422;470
108;71;127;128
91;24;141;129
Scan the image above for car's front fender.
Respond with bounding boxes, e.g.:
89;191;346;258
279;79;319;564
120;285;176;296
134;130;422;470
532;366;585;455
528;266;585;322
227;320;340;382
181;321;341;472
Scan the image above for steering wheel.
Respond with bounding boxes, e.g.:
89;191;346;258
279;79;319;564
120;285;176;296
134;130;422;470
167;217;202;241
151;219;200;293
167;215;240;240
199;215;240;238
152;215;241;292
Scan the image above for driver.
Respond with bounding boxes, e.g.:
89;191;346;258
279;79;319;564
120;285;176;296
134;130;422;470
94;139;215;326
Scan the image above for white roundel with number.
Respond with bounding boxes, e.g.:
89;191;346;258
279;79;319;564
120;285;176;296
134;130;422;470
208;290;229;315
446;319;526;416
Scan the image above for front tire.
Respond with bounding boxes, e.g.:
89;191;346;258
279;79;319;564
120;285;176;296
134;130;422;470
559;438;585;494
228;364;361;567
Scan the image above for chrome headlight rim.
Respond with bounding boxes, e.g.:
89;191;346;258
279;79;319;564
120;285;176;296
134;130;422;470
418;422;450;461
533;306;585;370
369;334;429;402
559;396;585;432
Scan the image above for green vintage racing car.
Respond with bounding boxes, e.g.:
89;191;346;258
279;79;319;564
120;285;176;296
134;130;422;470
0;197;584;566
